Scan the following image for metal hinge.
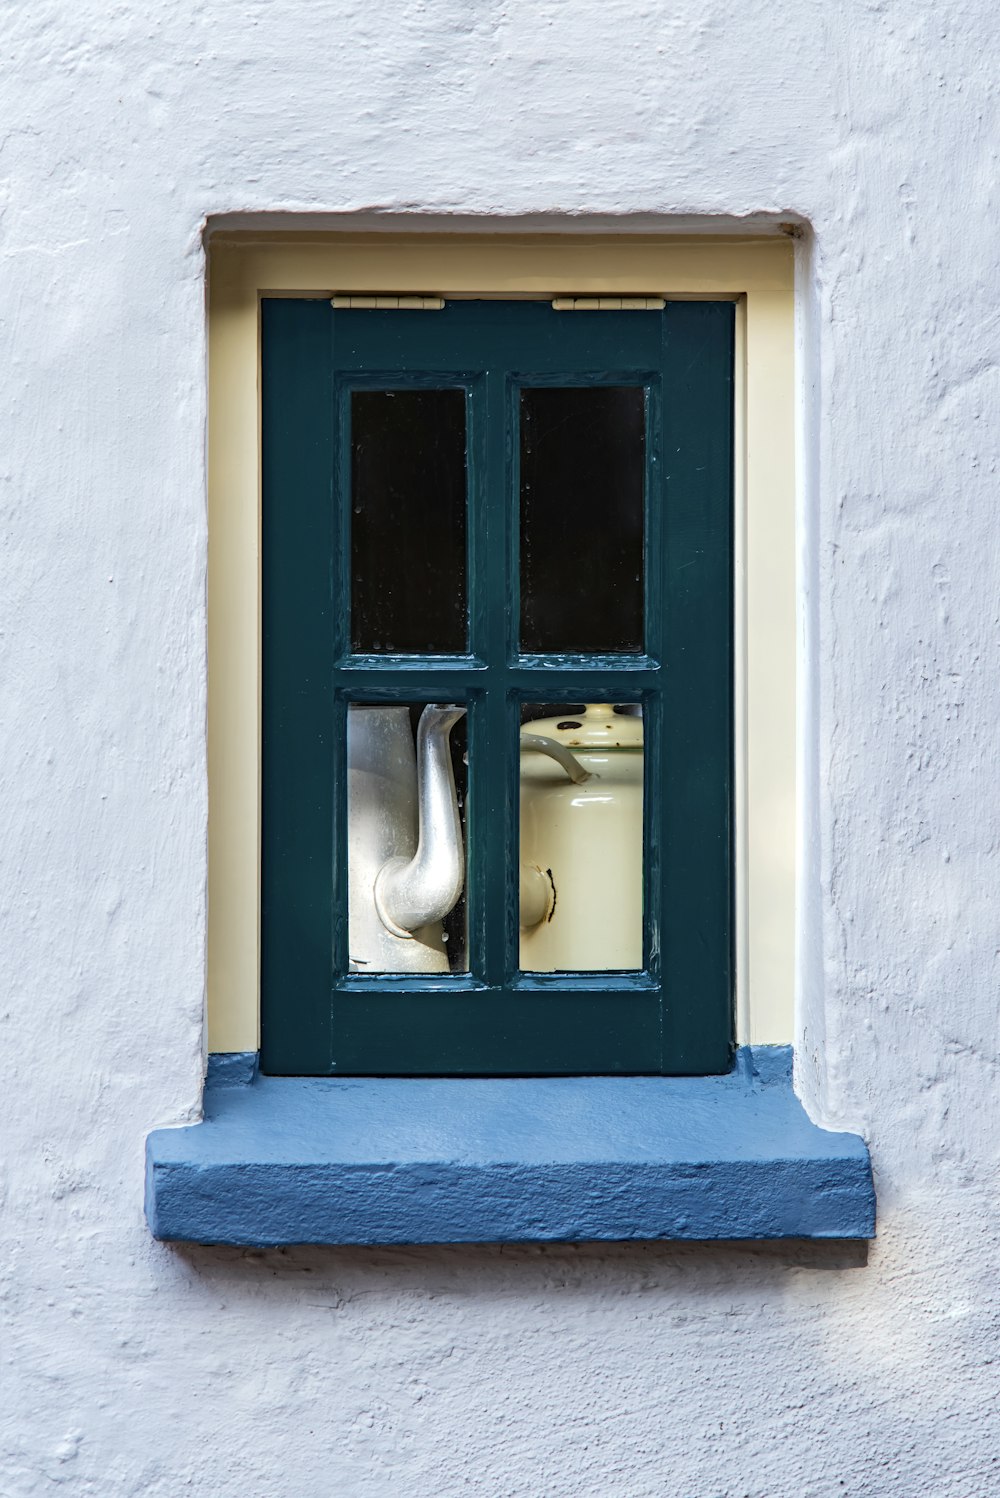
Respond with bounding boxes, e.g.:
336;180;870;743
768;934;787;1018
330;295;445;310
551;297;666;311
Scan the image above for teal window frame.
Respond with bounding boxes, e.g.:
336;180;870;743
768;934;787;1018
260;297;735;1077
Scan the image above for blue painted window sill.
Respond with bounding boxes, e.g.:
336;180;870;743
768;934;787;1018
145;1047;874;1246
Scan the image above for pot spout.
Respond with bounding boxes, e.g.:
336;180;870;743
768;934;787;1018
374;704;467;939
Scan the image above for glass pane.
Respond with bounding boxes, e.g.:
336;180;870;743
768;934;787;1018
347;702;468;973
351;389;467;653
519;387;645;653
519;703;644;971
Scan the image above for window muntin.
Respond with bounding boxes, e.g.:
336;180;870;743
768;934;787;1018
261;297;734;1076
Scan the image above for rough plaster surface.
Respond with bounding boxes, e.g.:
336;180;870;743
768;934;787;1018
2;1;1000;1494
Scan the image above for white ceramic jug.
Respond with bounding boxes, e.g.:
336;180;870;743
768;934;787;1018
347;703;466;973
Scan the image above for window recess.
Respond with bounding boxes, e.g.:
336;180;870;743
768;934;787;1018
147;239;877;1248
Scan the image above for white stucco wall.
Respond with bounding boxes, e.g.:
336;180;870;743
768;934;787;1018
3;3;1000;1493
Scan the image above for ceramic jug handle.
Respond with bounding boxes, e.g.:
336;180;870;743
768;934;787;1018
519;734;591;785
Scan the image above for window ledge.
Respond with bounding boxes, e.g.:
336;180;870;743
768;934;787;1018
145;1047;874;1245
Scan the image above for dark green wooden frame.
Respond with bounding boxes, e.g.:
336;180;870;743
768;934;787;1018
261;298;734;1076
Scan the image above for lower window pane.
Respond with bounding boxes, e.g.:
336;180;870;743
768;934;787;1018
347;702;468;973
519;703;644;972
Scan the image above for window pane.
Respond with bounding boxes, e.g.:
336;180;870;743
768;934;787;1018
519;387;645;653
347;702;468;973
351;389;467;653
519;703;644;971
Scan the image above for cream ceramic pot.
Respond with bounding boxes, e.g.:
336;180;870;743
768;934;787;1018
519;703;643;971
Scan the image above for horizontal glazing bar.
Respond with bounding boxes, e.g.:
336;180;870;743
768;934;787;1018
335;976;655;997
505;670;659;695
339;653;660;672
339;654;486;672
514;653;660;673
334;671;488;700
333;672;662;701
337;975;490;994
513;973;658;993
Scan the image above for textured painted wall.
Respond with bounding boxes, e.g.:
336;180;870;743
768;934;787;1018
2;1;999;1494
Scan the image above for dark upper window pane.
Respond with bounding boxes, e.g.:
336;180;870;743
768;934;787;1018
351;389;467;654
519;386;645;653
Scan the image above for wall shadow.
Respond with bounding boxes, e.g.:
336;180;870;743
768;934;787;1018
168;1235;868;1305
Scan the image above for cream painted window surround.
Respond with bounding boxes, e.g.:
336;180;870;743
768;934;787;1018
206;232;796;1056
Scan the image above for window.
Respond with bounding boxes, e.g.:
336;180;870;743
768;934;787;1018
260;296;734;1075
206;233;798;1066
146;233;875;1246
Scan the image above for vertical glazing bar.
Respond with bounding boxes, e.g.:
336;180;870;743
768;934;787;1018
642;690;663;983
330;691;349;992
332;367;352;663
644;380;664;663
463;377;490;982
642;377;664;1000
465;377;489;661
331;370;352;992
477;368;512;987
